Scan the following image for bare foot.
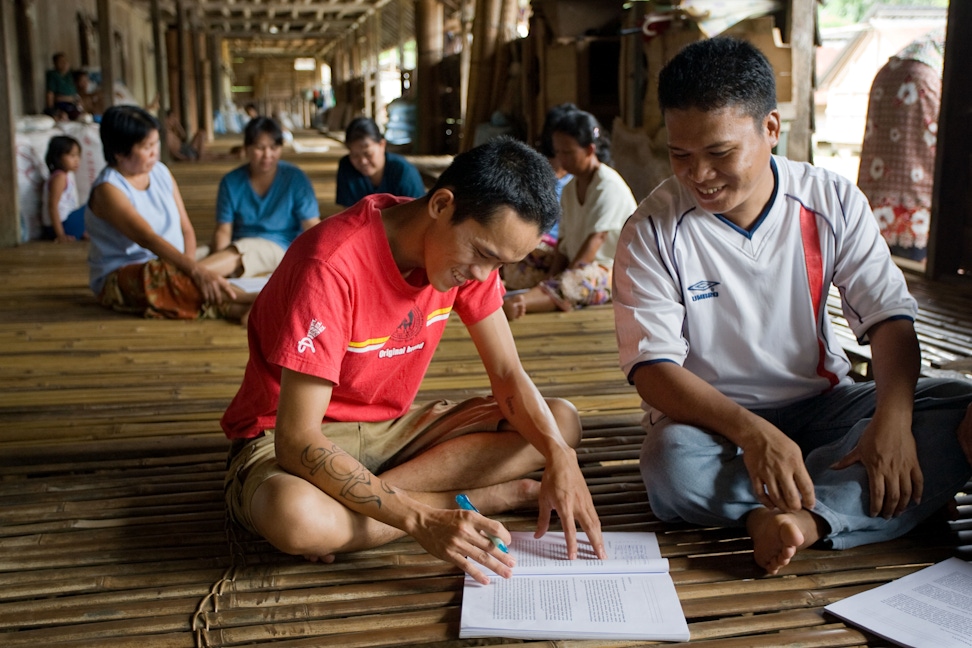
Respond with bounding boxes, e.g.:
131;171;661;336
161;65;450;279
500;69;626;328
746;507;823;575
503;294;527;320
461;478;542;514
302;553;337;564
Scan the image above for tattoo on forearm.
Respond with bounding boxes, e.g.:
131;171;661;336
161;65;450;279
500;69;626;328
505;396;516;416
300;443;393;508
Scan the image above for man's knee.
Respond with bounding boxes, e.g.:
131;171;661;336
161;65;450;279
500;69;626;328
915;377;972;405
250;476;334;556
545;397;581;448
639;423;729;512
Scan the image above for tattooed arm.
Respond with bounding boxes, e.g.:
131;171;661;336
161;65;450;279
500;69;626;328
273;367;515;584
467;309;605;560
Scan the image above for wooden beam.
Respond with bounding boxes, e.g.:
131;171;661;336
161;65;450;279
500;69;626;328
414;0;443;154
14;0;37;113
0;0;21;247
461;0;500;151
928;0;972;281
786;0;814;162
152;0;171;162
97;0;115;114
623;2;646;129
177;0;192;132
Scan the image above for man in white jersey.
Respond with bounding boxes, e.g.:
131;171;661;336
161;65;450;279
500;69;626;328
613;37;972;574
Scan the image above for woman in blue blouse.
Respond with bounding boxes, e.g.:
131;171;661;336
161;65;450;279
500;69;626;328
203;117;321;278
335;117;426;208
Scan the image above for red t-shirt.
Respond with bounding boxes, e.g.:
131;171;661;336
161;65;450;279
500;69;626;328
220;194;504;439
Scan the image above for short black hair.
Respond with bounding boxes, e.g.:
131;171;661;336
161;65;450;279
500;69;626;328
658;37;777;121
345;117;383;146
552;109;613;167
243;116;284;147
431;136;559;234
100;105;161;166
45;135;81;172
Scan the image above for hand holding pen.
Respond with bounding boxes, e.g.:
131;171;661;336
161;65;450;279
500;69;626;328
452;493;515;584
456;494;509;553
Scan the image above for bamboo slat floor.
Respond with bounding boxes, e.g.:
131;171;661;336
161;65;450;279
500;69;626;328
1;137;971;647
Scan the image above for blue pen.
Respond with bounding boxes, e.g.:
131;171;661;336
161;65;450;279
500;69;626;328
456;493;509;553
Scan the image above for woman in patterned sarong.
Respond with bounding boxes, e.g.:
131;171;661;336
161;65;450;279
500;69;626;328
85;105;255;320
858;27;945;264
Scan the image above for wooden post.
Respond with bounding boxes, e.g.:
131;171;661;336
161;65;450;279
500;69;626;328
459;0;472;127
623;2;646;129
398;0;407;97
786;0;814;162
414;0;443;154
177;0;191;134
372;9;383;125
14;0;37;114
97;0;114;114
209;35;221;113
461;0;500;151
195;32;212;142
488;0;517;114
928;0;972;280
150;0;169;162
0;0;20;246
363;17;374;121
150;0;167;114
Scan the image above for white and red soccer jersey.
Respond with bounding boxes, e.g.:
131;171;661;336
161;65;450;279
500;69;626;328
613;156;916;409
221;194;504;439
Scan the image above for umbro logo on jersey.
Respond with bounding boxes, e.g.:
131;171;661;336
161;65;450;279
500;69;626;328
297;319;326;354
688;280;720;302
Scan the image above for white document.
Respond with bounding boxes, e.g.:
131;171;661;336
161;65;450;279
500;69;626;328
478;531;669;577
825;557;972;648
227;276;270;293
460;532;689;641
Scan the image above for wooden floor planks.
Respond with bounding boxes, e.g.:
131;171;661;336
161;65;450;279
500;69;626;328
1;134;970;646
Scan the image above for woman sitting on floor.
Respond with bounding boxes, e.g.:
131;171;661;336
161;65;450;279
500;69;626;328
85;105;254;321
503;109;637;320
335;116;426;208
199;116;320;280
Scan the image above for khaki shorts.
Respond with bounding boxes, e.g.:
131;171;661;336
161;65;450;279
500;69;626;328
232;237;286;277
224;397;506;534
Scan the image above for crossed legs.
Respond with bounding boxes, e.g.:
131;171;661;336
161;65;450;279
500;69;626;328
245;398;581;561
641;379;972;574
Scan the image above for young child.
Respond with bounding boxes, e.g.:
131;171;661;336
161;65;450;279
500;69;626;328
42;135;85;242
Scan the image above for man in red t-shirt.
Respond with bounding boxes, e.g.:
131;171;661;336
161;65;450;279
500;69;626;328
222;137;606;584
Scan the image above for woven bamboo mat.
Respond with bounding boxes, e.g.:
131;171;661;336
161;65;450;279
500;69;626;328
2;419;969;647
1;149;970;646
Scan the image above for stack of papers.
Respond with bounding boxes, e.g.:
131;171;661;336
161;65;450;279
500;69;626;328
825;557;972;648
459;531;690;641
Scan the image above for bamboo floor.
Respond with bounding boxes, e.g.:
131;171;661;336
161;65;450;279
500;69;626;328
1;135;971;647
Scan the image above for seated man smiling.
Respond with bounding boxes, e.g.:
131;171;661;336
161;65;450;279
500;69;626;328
222;137;606;584
613;37;972;575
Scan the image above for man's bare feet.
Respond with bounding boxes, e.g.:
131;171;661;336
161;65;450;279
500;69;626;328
746;507;825;575
503;294;527;320
302;553;337;564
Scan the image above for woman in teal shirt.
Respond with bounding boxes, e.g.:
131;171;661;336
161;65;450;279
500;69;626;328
335;117;426;208
204;117;321;278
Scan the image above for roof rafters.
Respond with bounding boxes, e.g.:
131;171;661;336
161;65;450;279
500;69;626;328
132;0;398;58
